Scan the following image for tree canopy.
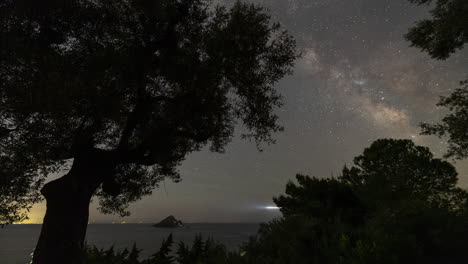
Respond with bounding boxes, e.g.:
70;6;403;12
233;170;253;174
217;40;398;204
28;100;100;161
405;0;468;60
0;0;297;225
421;80;468;159
340;138;465;208
405;0;468;160
244;139;468;264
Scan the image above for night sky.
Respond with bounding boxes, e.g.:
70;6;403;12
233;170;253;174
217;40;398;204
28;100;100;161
26;0;468;224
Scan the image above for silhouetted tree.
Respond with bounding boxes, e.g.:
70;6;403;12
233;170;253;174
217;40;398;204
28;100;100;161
274;175;365;225
145;234;174;264
83;243;143;264
341;139;467;209
242;139;468;264
421;80;468;159
176;234;231;264
128;243;141;264
406;1;468;158
84;234;241;264
0;0;297;263
405;0;468;60
345;199;468;264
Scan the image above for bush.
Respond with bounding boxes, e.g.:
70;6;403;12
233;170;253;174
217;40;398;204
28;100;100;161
83;234;243;264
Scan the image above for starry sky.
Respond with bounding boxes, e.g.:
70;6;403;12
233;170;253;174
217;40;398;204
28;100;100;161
25;0;468;224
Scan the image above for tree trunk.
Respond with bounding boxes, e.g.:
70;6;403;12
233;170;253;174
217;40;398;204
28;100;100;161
31;162;103;264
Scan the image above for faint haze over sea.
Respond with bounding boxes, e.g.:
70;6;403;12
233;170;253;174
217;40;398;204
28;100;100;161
0;223;259;264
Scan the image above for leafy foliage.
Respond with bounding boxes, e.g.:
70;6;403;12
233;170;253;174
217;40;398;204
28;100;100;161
146;234;175;264
83;243;141;264
341;139;466;209
241;139;468;264
406;1;468;160
405;0;468;59
83;234;242;264
0;0;297;224
175;234;243;264
274;175;365;225
421;80;468;159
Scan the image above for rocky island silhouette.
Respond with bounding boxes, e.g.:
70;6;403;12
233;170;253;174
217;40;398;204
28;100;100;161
152;215;184;228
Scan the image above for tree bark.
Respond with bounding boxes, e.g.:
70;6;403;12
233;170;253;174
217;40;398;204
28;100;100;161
31;160;105;264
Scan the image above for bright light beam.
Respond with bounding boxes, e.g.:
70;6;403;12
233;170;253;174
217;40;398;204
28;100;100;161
263;206;280;210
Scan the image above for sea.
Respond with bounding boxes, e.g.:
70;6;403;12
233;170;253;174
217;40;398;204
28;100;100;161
0;223;260;264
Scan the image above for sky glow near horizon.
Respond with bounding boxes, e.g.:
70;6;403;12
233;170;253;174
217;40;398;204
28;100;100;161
23;0;468;224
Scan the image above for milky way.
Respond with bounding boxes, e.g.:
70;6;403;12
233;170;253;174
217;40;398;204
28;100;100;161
26;0;468;224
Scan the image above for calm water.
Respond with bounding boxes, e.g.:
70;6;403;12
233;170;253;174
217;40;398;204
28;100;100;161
0;223;259;264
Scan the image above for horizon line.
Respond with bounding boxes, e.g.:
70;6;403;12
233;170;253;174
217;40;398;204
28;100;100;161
11;221;263;225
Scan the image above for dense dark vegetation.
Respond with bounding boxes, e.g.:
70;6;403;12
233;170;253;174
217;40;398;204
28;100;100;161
0;0;467;263
405;0;467;60
83;234;244;264
0;0;296;263
83;139;468;264
409;0;468;158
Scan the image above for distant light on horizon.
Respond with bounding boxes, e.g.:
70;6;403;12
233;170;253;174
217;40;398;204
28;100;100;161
263;206;280;210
